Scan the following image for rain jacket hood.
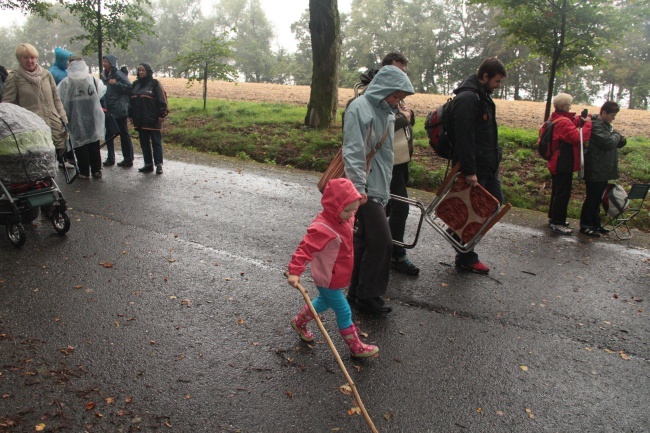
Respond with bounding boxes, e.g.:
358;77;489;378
103;55;118;71
53;48;73;70
320;178;362;224
363;65;414;107
342;65;414;202
49;47;73;85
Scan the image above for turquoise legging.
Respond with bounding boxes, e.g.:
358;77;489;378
311;286;352;330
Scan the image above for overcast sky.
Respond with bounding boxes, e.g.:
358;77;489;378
2;1;353;53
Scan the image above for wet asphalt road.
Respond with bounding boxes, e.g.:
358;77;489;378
0;147;648;433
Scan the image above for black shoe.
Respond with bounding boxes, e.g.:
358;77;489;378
391;257;420;275
580;227;601;237
117;160;133;167
355;297;392;314
597;226;611;234
138;165;154;173
155;165;163;174
103;159;115;167
92;171;102;179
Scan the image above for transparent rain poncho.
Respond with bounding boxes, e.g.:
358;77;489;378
57;60;107;148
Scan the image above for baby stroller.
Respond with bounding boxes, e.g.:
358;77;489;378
0;104;71;247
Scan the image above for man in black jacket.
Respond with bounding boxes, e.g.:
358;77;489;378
101;54;134;167
452;57;507;274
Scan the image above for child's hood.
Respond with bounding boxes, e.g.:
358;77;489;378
53;47;73;70
320;178;362;221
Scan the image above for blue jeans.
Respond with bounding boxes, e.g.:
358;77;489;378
311;287;352;330
105;116;133;163
456;173;503;265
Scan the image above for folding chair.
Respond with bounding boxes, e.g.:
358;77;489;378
602;183;650;240
390;163;511;253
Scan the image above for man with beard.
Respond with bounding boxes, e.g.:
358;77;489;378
451;57;507;274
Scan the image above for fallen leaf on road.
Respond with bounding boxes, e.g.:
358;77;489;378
99;262;113;268
384;411;394;420
35;424;46;431
105;397;115;404
347;406;361;416
519;365;529;371
73;285;83;289
619;352;631;360
525;408;535;419
85;402;96;410
285;390;294;399
339;384;352;395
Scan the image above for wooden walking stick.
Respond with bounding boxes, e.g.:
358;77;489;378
285;273;379;433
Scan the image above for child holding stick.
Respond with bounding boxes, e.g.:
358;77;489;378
287;178;378;358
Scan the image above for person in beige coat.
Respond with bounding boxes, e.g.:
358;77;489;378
3;43;68;157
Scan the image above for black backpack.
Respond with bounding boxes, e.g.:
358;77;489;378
537;118;562;160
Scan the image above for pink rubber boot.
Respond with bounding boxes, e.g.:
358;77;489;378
340;325;379;358
291;305;315;342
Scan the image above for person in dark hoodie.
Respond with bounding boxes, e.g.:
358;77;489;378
0;65;8;101
101;54;134;167
49;47;73;85
451;57;507;275
129;63;168;174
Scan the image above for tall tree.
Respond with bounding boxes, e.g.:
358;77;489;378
472;0;621;120
211;0;275;82
305;0;340;128
63;0;155;70
175;35;237;110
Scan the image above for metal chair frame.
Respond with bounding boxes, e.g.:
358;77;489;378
390;164;511;253
602;183;649;240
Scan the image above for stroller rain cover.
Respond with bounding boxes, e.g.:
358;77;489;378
0;103;57;183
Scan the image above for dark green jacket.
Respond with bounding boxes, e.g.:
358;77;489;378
584;116;625;182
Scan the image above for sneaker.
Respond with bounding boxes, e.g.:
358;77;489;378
391;257;420;275
549;223;573;235
548;219;570;227
456;261;490;274
138;165;154;173
117;160;133;168
596;226;611;234
579;227;601;237
155;165;163;174
103;159;115;167
92;171;102;179
59;161;75;170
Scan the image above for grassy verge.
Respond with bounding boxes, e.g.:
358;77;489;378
165;98;650;230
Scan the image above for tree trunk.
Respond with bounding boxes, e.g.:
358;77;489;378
544;0;567;122
203;59;208;111
305;0;340;129
97;0;103;71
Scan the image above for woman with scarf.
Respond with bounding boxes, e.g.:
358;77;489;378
3;43;68;158
129;63;168;174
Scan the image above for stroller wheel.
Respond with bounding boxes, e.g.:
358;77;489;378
6;223;26;247
51;209;70;234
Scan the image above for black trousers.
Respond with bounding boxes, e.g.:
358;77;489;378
348;200;392;300
548;172;574;225
75;140;102;176
580;180;608;229
387;162;410;259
